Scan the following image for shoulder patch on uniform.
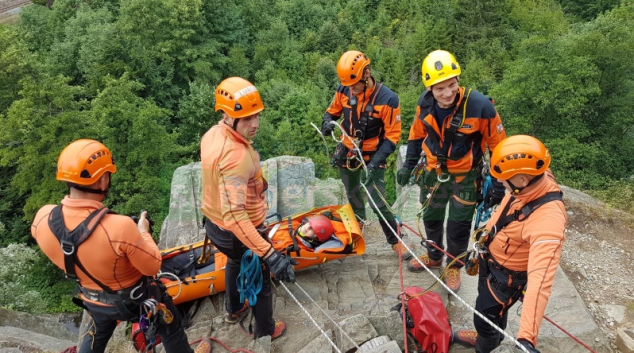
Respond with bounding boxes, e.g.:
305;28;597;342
396;114;401;122
496;123;504;134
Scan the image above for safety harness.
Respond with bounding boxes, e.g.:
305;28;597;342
475;191;564;294
48;206;147;317
424;88;472;178
349;83;383;144
339;83;383;169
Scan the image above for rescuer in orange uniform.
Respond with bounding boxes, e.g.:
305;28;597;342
31;139;211;353
454;135;567;353
398;50;507;291
201;77;293;340
321;50;408;259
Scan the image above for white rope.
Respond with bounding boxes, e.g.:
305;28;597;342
361;183;529;353
330;121;368;173
157;271;183;299
292;282;361;350
276;281;343;353
329;121;530;353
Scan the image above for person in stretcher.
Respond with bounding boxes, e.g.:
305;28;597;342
270;212;354;255
161;213;353;280
294;215;344;252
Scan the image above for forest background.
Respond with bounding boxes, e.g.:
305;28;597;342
0;0;633;313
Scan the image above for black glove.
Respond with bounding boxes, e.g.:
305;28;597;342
263;250;298;283
517;339;540;353
483;178;505;208
396;167;413;187
362;165;382;186
321;116;334;136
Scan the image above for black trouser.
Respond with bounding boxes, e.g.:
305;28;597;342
339;165;400;245
205;222;275;337
419;169;478;267
80;283;192;353
474;261;526;353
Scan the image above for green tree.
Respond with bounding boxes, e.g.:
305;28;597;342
558;0;622;21
90;74;182;221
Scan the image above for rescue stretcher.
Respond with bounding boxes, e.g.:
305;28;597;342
157;204;365;305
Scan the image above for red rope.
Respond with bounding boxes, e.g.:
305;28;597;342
400;223;597;353
188;337;257;353
542;316;598;353
397;224;409;353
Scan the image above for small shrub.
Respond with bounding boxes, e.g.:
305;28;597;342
0;244;79;314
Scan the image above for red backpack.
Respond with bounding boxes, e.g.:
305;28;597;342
396;287;452;353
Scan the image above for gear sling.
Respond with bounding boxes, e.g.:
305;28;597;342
48;206;149;317
333;84;383;170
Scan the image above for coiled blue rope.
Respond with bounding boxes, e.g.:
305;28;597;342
474;175;493;229
237;250;262;306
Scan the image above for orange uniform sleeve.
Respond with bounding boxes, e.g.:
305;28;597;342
218;153;272;257
480;102;506;153
325;90;345;120
517;203;567;345
113;218;162;276
381;98;402;146
408;106;428;141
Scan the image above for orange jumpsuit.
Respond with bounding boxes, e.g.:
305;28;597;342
200;122;271;257
476;171;567;350
200;121;276;338
324;79;403;245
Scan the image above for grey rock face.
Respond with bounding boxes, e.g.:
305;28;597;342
336;314;378;352
358;339;402;353
248;335;271;353
0;308;76;342
297;330;334;353
307;178;346;209
367;311;405;348
0;326;75;352
159;162;206;249
264;156;315;218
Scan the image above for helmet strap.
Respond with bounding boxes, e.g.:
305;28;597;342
67;183;107;195
507;173;544;195
232;118;240;131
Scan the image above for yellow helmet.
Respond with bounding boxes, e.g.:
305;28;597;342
421;50;461;87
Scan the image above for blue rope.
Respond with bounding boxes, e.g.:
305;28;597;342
474;175;493;229
237;250;262;307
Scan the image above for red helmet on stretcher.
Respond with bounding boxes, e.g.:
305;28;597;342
307;215;335;243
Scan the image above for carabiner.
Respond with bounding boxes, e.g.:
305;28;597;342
437;173;451;183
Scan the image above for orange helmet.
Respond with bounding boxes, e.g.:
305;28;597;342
214;77;264;119
490;135;551;180
56;139;117;185
308;215;335;243
337;51;371;86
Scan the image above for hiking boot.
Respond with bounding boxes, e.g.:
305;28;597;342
444;266;461;292
271;321;287;341
224;301;249;324
392;243;413;260
407;254;443;272
452;329;477;347
194;338;212;353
